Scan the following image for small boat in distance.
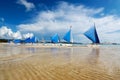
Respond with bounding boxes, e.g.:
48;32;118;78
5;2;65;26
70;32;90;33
51;33;60;43
24;36;37;43
13;39;22;44
84;23;100;44
63;26;73;43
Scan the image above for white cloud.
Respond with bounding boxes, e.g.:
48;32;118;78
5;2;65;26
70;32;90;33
0;26;21;39
23;33;34;39
17;0;35;11
17;2;120;43
18;2;103;32
12;31;22;39
0;26;34;39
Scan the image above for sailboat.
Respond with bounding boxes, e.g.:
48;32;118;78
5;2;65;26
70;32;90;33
51;33;60;43
63;26;73;43
84;23;100;44
13;39;21;44
24;36;37;43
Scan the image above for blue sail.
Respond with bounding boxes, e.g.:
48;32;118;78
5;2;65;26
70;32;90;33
63;29;73;43
24;37;31;43
24;36;36;43
13;39;21;43
51;33;59;43
84;24;100;43
30;36;36;43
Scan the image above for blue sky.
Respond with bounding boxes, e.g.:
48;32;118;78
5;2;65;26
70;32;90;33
0;0;118;26
0;0;120;43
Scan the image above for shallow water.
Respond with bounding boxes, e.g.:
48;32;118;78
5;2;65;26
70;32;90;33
0;44;120;80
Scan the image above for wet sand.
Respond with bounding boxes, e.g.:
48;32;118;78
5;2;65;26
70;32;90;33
0;44;120;80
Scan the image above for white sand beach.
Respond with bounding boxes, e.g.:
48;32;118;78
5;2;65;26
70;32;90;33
0;43;120;80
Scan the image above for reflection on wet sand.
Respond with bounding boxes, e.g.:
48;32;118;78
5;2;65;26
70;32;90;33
0;44;120;80
87;48;100;65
